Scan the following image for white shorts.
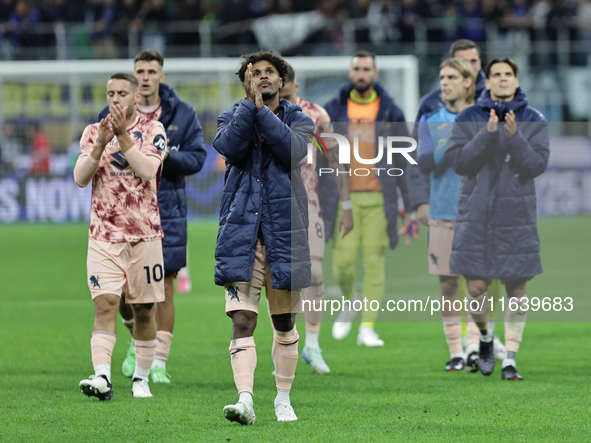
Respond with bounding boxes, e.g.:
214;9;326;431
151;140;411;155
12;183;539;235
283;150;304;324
87;238;165;304
224;240;303;316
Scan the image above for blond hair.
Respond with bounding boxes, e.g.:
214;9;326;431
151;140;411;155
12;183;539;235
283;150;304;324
440;58;476;104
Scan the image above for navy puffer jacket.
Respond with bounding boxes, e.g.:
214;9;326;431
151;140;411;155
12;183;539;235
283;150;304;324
445;88;549;279
99;84;206;272
213;98;314;290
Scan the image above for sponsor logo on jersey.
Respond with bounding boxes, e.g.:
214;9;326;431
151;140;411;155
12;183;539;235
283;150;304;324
110;150;129;171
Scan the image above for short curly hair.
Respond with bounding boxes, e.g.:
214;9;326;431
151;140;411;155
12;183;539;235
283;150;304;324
236;51;289;83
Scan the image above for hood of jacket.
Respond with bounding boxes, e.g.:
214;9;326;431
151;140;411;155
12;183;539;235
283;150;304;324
475;87;529;121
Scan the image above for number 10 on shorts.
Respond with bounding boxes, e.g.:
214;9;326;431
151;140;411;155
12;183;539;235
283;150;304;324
144;264;163;284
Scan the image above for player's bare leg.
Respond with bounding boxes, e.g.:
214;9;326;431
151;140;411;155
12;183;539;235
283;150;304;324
465;277;495;375
440;276;464;371
80;293;119;401
130;303;157;397
151;273;175;383
501;278;528;380
271;313;299;421
224;310;257;425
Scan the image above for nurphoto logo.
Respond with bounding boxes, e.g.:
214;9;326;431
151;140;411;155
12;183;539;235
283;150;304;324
307;132;417;177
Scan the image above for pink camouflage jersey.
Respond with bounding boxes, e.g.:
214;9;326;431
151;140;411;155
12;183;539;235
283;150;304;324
78;116;167;243
296;97;332;216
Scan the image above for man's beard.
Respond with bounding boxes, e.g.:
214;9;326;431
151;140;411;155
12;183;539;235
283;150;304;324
354;82;371;94
261;90;277;101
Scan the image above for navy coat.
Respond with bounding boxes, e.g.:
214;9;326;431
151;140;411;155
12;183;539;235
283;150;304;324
444;88;549;279
99;84;206;272
408;70;487;210
213;98;314;290
322;82;411;249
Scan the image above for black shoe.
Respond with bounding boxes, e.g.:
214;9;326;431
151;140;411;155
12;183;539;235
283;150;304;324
465;351;479;373
79;374;114;401
478;340;495;376
501;365;524;381
445;357;465;372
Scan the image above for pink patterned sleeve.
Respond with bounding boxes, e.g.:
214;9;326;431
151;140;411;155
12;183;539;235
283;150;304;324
73;124;99;187
125;146;160;181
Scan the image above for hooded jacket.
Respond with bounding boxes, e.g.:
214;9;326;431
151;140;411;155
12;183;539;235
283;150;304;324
444;87;549;278
213;98;314;290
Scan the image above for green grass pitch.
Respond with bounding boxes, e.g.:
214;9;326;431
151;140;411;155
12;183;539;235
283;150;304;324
0;217;590;441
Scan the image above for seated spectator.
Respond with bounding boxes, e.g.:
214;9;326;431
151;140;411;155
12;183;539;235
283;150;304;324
175;0;203;47
138;0;169;56
7;0;40;59
117;0;141;49
367;0;401;47
217;0;254;46
92;0;117;59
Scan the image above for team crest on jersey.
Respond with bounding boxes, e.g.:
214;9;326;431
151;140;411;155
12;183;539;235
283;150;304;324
132;131;143;142
153;134;166;151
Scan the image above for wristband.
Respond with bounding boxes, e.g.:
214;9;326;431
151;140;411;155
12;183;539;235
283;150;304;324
341;200;353;210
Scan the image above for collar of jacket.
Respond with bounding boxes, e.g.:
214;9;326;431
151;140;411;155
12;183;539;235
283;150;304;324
158;83;180;125
475;87;528;121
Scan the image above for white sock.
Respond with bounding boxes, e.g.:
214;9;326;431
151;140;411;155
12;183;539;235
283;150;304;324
239;392;253;407
151;358;166;370
133;366;150;381
479;329;493;343
450;352;464;360
466;342;479;356
502;358;517;368
94;364;111;383
275;390;290;406
305;332;319;349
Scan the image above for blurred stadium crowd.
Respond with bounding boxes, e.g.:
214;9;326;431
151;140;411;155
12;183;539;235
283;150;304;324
1;0;591;63
1;1;590;220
